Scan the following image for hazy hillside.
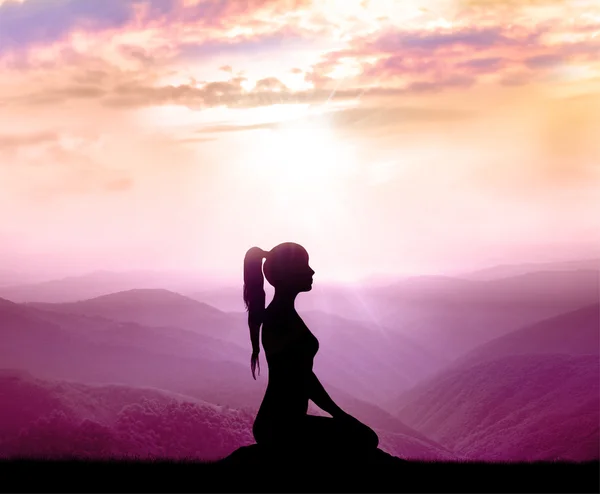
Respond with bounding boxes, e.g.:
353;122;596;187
456;304;600;367
3;295;248;364
0;270;223;304
2;261;597;462
463;258;600;280
27;289;232;338
0;297;264;409
372;269;599;361
322;383;455;458
224;308;446;405
191;282;376;321
191;266;599;363
375;269;598;310
3;265;597;368
192;269;599;371
21;294;444;407
0;297;448;456
301;311;446;404
0;270;168;303
0;370;255;460
394;354;599;461
0;371;452;461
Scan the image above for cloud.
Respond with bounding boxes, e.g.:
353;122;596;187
406;76;476;93
0;55;508;113
193;105;475;136
104;177;134;191
524;53;566;69
195;122;280;133
1;0;598;120
0;0;137;50
254;77;287;91
172;29;311;64
0;131;58;152
309;11;599;90
370;26;515;52
457;56;506;72
303;24;544;87
177;136;217;143
499;72;532;86
458;0;569;6
101;78;466;110
0;0;314;54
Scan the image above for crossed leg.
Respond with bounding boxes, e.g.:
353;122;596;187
253;413;379;452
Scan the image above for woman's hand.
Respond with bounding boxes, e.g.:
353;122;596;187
250;350;261;380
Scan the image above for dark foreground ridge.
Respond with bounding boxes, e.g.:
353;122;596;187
2;445;598;493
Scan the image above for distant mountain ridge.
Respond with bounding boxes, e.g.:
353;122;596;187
17;293;447;407
372;269;599;308
26;289;230;337
385;302;600;461
1;257;598;463
0;270;224;303
394;354;599;461
463;258;600;280
2;257;597;309
0;296;262;409
0;297;449;458
456;303;600;368
368;269;599;362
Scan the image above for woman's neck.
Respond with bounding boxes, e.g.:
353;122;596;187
271;289;298;311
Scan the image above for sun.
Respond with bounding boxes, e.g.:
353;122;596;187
238;115;359;230
255;127;352;186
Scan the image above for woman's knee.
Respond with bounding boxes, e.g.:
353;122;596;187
364;426;379;449
252;419;270;445
349;420;379;449
335;416;379;449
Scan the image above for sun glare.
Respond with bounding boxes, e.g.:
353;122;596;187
237;117;359;230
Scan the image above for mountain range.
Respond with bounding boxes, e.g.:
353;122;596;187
0;258;597;461
389;304;599;461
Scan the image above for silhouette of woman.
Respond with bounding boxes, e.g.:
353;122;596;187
243;242;379;453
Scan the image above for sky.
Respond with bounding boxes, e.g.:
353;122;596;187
0;0;599;282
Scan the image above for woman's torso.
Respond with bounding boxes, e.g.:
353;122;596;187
256;307;319;420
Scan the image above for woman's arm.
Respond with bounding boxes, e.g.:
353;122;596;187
308;371;345;417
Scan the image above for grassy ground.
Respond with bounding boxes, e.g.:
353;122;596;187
1;455;598;493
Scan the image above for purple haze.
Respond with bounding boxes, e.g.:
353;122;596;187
0;260;598;461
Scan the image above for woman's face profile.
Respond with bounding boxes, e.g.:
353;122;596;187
267;244;315;293
297;257;315;292
282;250;315;293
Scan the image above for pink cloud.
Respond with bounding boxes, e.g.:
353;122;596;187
0;0;314;52
1;0;597;109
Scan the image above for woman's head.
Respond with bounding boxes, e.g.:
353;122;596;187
263;242;314;293
243;242;314;333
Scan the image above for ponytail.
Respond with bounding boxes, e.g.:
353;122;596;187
243;246;268;379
